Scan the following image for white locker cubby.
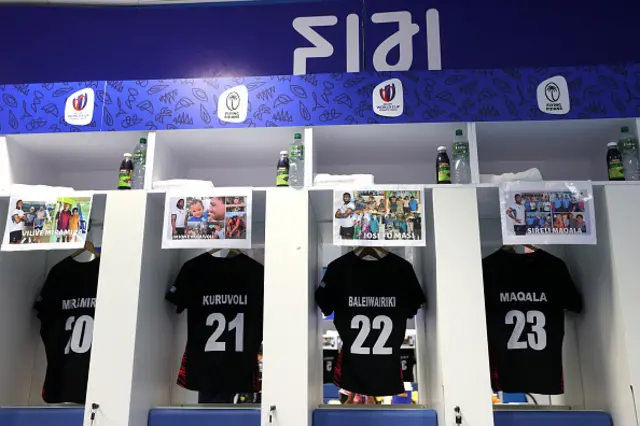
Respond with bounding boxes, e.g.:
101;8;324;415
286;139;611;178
0;193;106;406
0;116;637;426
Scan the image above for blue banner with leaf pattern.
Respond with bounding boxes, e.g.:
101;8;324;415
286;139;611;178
0;64;638;135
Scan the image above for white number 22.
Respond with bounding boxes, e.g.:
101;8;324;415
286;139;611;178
64;315;94;354
205;313;244;352
505;310;546;351
350;314;393;355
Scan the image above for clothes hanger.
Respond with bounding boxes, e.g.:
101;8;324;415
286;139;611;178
355;246;389;260
207;248;242;257
71;240;100;258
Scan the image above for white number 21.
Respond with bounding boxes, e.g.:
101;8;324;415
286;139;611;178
205;313;244;352
350;314;393;355
505;310;546;351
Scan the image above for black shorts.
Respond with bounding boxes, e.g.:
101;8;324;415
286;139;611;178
176;227;185;236
9;230;22;243
34;226;43;231
514;225;529;236
339;226;354;239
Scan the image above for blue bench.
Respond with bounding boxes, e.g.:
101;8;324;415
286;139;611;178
0;407;83;426
148;408;260;426
494;410;612;426
314;408;438;426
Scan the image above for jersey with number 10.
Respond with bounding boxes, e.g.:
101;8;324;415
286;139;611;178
315;252;425;396
166;253;264;393
483;249;582;394
35;257;100;404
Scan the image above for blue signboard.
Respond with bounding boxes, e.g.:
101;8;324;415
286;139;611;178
0;0;639;84
1;63;639;134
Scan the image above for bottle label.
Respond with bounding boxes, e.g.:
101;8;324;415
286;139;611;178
276;166;289;186
452;142;469;157
620;138;638;153
608;159;625;179
437;163;451;182
290;145;304;160
119;169;133;188
133;150;146;163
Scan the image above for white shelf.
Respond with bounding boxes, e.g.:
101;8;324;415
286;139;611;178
152;127;305;188
313;123;465;186
3;131;147;191
477;118;637;182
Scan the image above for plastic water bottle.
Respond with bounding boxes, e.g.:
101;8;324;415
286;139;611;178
452;129;471;184
132;137;147;189
289;132;304;189
618;127;640;181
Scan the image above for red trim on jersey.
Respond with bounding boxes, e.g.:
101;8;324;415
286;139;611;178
333;348;343;388
252;361;261;393
490;359;501;391
177;349;188;388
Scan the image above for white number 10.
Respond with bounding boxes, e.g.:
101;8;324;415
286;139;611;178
505;310;546;351
64;315;94;354
205;313;244;352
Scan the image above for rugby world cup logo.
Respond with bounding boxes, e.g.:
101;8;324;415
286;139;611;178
72;94;88;111
379;84;396;103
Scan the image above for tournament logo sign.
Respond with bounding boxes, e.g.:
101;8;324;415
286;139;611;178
218;85;249;123
499;181;596;245
333;186;425;247
161;188;252;249
73;94;88;111
373;78;403;118
1;192;94;251
537;75;570;115
64;88;95;126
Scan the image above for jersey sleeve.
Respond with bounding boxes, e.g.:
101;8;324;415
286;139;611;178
558;262;583;313
165;262;191;313
315;262;340;316
34;267;58;320
404;262;426;318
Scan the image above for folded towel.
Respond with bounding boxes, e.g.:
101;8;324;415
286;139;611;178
10;184;75;194
153;179;214;189
480;168;543;184
314;174;375;187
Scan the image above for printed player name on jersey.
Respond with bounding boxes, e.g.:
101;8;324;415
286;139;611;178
500;292;547;303
62;298;96;310
202;294;248;306
348;296;396;308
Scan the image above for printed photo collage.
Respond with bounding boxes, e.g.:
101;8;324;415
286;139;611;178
506;191;588;236
335;190;423;241
168;196;247;241
4;196;92;247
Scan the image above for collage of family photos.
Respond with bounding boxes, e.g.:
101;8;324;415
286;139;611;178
166;196;248;242
333;189;424;245
505;191;589;237
2;195;93;250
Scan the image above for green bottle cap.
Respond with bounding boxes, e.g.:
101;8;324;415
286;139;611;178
621;126;629;132
140;138;147;144
294;133;302;139
455;129;463;136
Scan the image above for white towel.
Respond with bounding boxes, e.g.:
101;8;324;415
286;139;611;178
313;174;375;187
479;168;543;184
153;179;214;190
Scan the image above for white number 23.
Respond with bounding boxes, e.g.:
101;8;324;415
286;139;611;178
505;310;546;351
